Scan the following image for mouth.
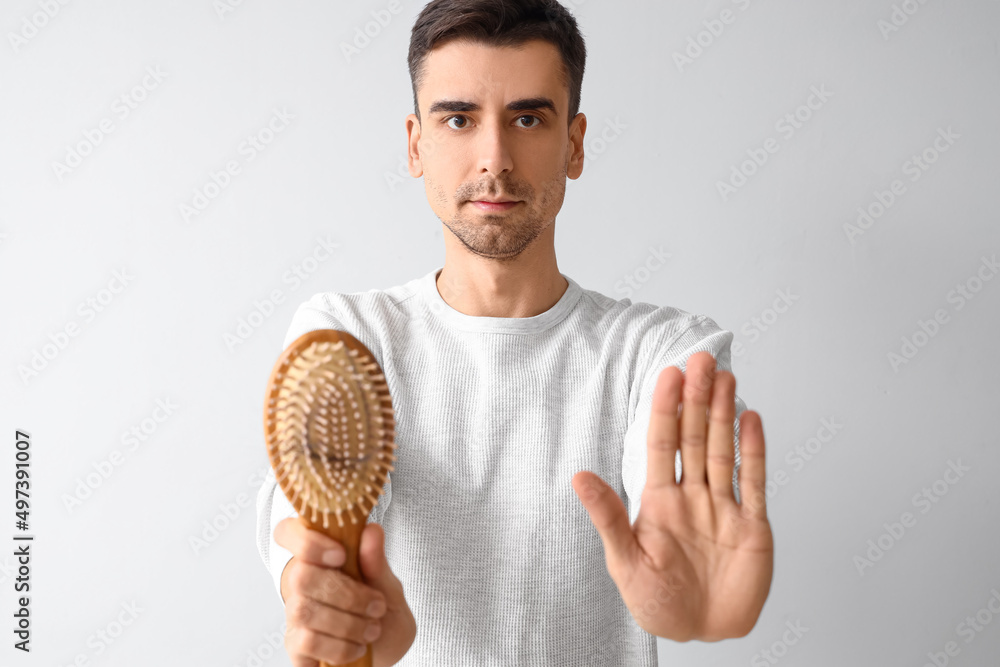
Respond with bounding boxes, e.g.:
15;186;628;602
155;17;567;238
469;200;521;212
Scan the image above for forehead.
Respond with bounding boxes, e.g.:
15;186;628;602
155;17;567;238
420;38;566;109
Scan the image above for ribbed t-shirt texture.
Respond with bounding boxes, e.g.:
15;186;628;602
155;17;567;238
255;266;746;666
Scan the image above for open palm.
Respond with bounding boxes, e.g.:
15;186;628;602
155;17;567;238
572;351;774;641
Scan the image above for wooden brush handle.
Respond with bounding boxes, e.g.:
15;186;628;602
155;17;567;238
301;514;372;667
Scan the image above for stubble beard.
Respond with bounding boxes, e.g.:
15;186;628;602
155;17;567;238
439;173;566;262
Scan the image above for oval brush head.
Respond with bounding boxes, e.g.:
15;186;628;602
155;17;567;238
263;329;396;666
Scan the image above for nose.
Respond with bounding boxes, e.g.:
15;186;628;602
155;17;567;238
475;121;514;178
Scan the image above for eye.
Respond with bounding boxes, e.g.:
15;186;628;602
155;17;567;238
442;114;544;131
515;114;543;128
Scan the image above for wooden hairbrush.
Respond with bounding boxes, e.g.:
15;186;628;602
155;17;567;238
263;329;397;667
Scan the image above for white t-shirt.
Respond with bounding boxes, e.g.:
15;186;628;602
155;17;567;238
255;266;746;666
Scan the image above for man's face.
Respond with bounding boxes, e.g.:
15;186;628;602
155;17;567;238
406;38;586;262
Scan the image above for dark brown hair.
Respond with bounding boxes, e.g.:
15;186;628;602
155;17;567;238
407;0;587;127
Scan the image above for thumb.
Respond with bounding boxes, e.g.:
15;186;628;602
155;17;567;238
358;522;405;601
572;471;636;577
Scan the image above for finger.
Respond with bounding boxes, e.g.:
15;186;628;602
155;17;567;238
274;516;346;567
287;595;381;646
359;523;405;603
705;370;737;505
736;410;768;520
288;647;319;667
679;352;716;486
572;471;635;576
645;366;682;489
287;560;387;619
359;523;394;587
285;624;367;665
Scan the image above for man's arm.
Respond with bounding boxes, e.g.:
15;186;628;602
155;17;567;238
255;466;298;604
255;291;394;602
573;314;773;641
621;316;747;524
255;293;349;603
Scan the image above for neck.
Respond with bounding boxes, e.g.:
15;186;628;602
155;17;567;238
436;226;568;318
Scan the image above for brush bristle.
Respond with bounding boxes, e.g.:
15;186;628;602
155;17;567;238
264;333;397;529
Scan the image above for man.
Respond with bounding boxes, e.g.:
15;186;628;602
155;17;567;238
255;1;774;664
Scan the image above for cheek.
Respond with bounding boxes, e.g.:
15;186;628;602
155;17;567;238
424;178;453;208
536;175;567;209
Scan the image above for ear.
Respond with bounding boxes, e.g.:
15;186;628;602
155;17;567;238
405;113;424;178
566;112;587;180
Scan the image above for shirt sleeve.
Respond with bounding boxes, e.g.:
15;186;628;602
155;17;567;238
254;293;391;605
620;315;748;525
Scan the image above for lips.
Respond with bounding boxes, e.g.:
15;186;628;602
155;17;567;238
470;200;520;212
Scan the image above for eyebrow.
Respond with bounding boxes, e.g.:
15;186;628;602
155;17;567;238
427;97;558;117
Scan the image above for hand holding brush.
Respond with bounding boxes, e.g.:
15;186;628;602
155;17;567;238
264;329;416;666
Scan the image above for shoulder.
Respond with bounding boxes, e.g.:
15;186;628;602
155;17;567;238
575;284;729;364
283;277;421;353
574;285;736;422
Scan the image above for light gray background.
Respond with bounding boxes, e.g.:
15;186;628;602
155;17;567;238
2;0;998;665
